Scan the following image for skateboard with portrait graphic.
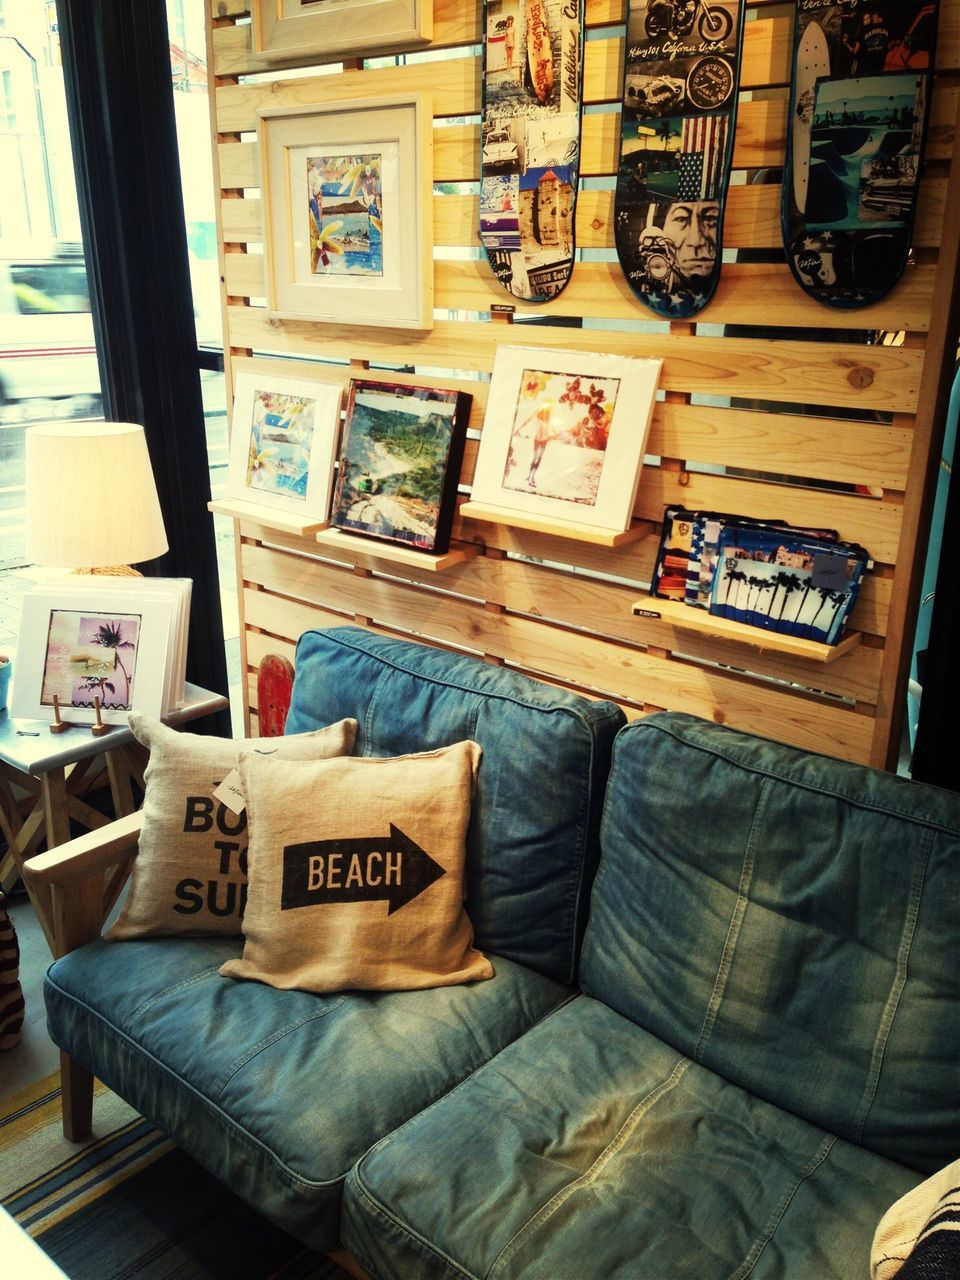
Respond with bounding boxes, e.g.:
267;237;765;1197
479;0;585;303
613;0;746;319
781;0;939;308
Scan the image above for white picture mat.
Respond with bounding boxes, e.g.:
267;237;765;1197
259;97;431;330
226;371;342;520
470;347;663;533
11;585;176;725
24;576;192;715
289;142;400;295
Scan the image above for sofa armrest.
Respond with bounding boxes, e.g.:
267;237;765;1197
23;810;142;958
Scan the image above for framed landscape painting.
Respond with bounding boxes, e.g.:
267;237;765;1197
258;95;433;331
226;370;342;522
252;0;432;64
11;585;175;726
470;347;663;534
330;379;471;553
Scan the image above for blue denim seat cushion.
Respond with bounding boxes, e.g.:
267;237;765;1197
582;713;960;1175
285;628;625;984
343;997;920;1280
44;937;570;1251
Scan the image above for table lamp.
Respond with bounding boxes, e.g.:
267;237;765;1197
25;421;168;576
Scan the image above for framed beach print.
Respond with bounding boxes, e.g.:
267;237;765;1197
252;0;432;64
11;584;176;726
469;347;663;535
226;370;342;523
330;379;471;554
258;95;434;331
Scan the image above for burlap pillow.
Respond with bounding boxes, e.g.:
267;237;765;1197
219;742;493;993
106;713;358;940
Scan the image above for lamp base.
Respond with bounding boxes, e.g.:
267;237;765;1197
71;565;143;577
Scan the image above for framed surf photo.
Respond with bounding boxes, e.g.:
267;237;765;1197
252;0;432;64
11;584;176;726
470;346;662;534
226;369;342;522
258;95;434;331
330;379;471;554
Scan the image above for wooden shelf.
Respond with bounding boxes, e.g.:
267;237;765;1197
314;527;478;571
460;502;647;548
631;596;862;664
208;498;329;537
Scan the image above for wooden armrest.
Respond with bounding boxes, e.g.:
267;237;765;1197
23;810;143;892
22;810;142;958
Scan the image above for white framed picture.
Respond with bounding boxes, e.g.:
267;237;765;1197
251;0;432;64
226;370;343;522
11;584;177;726
258;94;434;331
470;346;663;534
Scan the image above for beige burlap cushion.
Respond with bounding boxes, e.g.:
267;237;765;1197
106;713;358;940
219;742;493;993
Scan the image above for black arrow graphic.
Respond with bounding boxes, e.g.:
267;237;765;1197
281;824;446;916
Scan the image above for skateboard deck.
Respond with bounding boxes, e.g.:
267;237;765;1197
257;653;294;738
614;0;745;319
782;0;939;308
480;0;585;304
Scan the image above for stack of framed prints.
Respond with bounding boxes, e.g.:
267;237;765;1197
462;346;662;544
257;94;433;332
329;379;471;555
225;370;343;534
11;578;192;727
650;507;868;646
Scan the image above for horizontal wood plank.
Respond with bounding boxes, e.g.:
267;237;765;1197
221;175;947;254
225;249;937;333
224;307;926;413
230;508;892;639
227;356;911;490
216;90;956;191
213;16;960;90
239;568;875;761
241;541;883;703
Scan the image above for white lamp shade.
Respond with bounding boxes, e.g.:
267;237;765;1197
25;421;169;569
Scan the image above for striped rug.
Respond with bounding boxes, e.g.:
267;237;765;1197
0;1074;354;1278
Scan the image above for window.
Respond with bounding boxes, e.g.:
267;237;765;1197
0;68;14;131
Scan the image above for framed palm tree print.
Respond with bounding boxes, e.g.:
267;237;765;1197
11;584;177;726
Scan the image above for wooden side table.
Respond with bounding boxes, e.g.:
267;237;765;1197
0;684;228;953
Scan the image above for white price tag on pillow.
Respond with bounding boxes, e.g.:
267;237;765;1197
213;768;246;815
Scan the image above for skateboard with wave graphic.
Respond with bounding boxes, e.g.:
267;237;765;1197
782;0;939;308
480;0;585;303
614;0;745;319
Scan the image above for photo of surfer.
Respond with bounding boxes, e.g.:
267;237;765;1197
617;199;720;311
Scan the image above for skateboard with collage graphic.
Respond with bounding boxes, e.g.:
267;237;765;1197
782;0;939;307
614;0;746;318
480;0;585;303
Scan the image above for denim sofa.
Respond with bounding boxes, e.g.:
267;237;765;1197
31;627;959;1279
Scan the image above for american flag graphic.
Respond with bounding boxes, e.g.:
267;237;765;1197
677;115;728;201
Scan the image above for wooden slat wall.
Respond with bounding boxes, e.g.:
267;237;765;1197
209;0;960;768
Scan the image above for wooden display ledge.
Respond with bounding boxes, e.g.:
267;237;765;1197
632;596;861;664
315;527;478;572
459;502;647;548
208;498;329;537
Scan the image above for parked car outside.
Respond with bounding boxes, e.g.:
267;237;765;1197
0;242;102;419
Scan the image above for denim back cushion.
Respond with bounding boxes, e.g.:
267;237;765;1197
285;627;625;984
581;712;960;1174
